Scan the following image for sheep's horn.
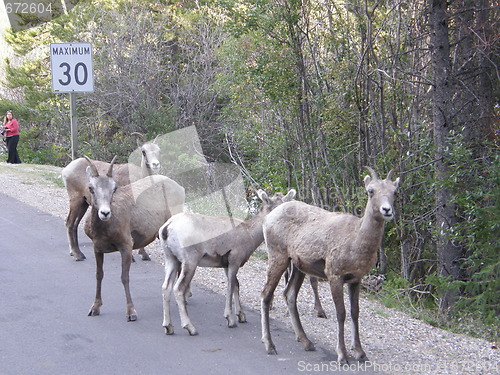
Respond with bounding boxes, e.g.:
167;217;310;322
107;156;117;177
131;132;145;142
387;169;395;180
84;156;99;177
153;134;160;144
131;132;145;148
364;166;378;180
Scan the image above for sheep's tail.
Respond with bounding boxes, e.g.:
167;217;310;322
159;223;169;242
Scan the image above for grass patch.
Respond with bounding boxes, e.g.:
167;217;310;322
41;171;65;188
0;162;64;188
250;248;268;261
368;306;390;319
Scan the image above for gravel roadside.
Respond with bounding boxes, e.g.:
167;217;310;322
1;161;498;375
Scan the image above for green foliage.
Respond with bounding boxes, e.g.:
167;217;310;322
17;127;67;165
448;140;500;323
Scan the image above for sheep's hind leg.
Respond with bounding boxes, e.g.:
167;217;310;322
261;258;289;355
224;266;241;327
162;258;180;335
66;199;88;261
88;251;104;316
138;247;151;261
233;274;246;323
310;276;327;318
284;265;315;351
174;264;198;335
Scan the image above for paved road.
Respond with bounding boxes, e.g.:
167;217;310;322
0;192;376;375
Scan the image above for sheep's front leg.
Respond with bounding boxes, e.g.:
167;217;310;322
88;251;104;316
349;282;367;361
162;258;179;335
284;266;315;351
330;278;349;364
174;264;198;335
120;249;137;321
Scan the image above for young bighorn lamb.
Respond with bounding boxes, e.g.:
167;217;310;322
160;189;296;336
84;156;185;321
261;168;399;363
62;132;160;261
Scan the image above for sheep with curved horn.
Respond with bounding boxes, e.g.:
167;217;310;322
61;133;161;261
83;156;185;321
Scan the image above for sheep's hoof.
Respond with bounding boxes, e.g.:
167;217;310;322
237;312;247;323
127;314;137;322
226;317;237;328
88;310;99;316
302;339;316;351
184;324;198;336
316;311;327;319
266;346;278;355
141;255;151;261
337;354;349;365
71;252;86;261
164;324;174;335
353;352;368;362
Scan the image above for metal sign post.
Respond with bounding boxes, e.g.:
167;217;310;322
50;42;94;159
69;93;78;160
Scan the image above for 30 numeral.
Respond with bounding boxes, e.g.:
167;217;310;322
58;62;88;86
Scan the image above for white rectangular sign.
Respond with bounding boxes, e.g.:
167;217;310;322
50;43;94;93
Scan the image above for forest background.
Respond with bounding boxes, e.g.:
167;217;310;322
1;0;498;341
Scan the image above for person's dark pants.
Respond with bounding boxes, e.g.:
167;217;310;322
6;135;21;164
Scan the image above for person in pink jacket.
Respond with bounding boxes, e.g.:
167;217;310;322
3;110;22;164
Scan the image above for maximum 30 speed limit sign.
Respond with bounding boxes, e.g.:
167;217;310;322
50;43;94;93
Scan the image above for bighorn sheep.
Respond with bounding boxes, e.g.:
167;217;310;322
261;168;399;363
160;189;296;336
62;132;161;261
83;156;185;321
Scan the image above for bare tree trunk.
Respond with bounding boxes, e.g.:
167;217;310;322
429;0;462;313
476;0;497;152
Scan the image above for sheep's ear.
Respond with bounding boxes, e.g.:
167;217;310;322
86;166;93;180
84;156;99;177
283;189;296;202
394;177;400;189
364;175;372;188
257;189;269;203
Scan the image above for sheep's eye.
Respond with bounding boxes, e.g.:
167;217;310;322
89;186;95;194
367;188;374;197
